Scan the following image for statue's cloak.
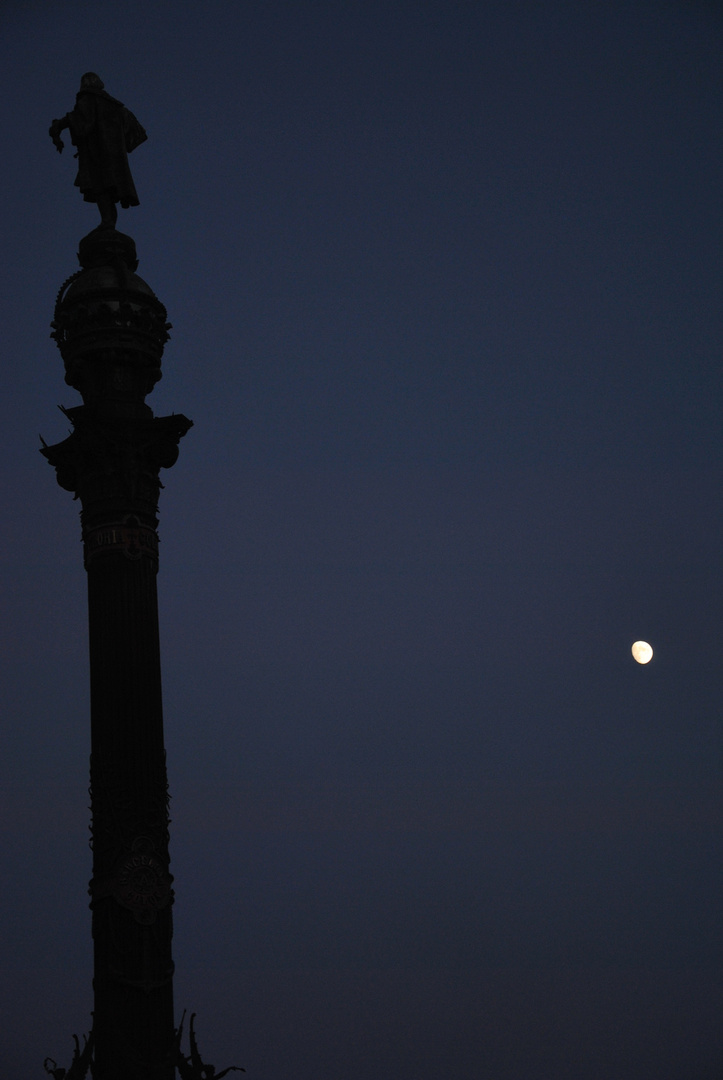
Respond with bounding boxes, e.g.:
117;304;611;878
67;87;147;207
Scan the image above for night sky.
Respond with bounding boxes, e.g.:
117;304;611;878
1;1;722;1077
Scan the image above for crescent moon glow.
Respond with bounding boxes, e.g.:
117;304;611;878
631;640;653;664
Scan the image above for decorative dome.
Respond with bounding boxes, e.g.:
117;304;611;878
50;229;172;408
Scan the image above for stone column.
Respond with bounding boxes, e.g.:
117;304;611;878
42;228;191;1080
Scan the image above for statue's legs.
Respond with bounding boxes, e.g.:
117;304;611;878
96;191;118;230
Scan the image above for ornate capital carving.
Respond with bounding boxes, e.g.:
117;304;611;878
41;406;192;568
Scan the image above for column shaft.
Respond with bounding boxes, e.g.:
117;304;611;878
88;553;175;1079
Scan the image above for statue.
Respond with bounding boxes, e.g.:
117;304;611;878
49;72;147;230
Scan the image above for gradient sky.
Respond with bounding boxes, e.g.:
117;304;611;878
0;1;722;1078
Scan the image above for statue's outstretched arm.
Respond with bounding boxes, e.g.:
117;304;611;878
49;114;69;153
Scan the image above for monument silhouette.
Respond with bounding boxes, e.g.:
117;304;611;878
42;75;241;1080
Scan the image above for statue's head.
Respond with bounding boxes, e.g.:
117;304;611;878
80;72;104;90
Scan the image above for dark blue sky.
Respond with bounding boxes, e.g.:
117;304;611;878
0;1;721;1078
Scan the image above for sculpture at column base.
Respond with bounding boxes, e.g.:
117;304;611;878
175;1013;245;1080
44;1031;94;1080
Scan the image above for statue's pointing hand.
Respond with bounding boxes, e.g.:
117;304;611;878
49;119;65;153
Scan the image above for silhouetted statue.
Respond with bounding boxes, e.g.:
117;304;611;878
49;72;147;230
43;1031;94;1080
175;1011;245;1080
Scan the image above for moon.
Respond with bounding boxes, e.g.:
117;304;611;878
631;640;653;664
